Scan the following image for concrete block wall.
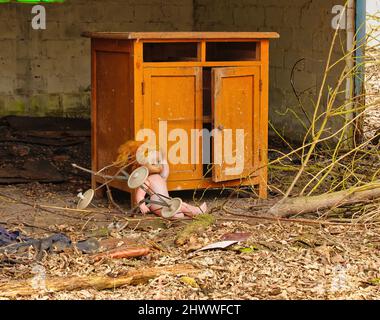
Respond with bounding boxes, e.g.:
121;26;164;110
194;0;347;142
0;0;194;117
0;0;349;142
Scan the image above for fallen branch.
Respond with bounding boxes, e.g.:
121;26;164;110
220;203;364;226
92;245;150;261
0;264;198;298
268;181;380;218
217;215;366;227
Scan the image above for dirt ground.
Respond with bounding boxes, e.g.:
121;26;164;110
1;115;380;300
1;179;380;300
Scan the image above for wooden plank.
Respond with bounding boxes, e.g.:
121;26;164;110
82;31;280;40
166;176;260;191
258;40;269;199
199;41;206;62
0;160;64;184
4;116;90;132
89;38;131;52
142;61;263;68
91;39;98;192
133;41;144;134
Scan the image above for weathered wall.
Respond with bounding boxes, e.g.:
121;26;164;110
0;0;194;117
194;0;347;142
0;0;347;142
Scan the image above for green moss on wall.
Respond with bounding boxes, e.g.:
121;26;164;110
0;97;26;116
0;93;91;118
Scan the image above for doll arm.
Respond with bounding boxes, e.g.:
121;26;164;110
135;187;150;214
159;152;170;180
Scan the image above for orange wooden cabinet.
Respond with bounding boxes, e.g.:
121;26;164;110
83;32;279;199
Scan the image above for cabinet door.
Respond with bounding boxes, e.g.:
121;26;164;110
143;67;203;182
212;66;261;182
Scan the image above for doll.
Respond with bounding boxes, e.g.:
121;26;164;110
116;140;207;219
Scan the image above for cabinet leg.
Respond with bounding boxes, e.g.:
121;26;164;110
259;181;267;199
92;180;105;198
130;190;138;209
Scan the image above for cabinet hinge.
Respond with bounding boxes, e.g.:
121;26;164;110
141;82;145;95
259;79;263;92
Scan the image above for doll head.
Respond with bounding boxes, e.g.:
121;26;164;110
115;140;143;169
115;140;163;175
137;148;164;175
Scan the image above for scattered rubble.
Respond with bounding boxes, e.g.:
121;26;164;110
1;115;380;300
0;116;90;186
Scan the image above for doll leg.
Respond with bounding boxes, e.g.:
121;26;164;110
172;212;186;219
149;204;186;219
180;202;207;217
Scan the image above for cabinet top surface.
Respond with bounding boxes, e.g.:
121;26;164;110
82;31;280;40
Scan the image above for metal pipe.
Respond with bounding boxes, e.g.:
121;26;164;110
344;0;356;145
71;163;128;181
140;183;170;206
355;0;367;97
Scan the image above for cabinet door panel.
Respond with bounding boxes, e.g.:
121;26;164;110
212;66;260;182
143;67;203;182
